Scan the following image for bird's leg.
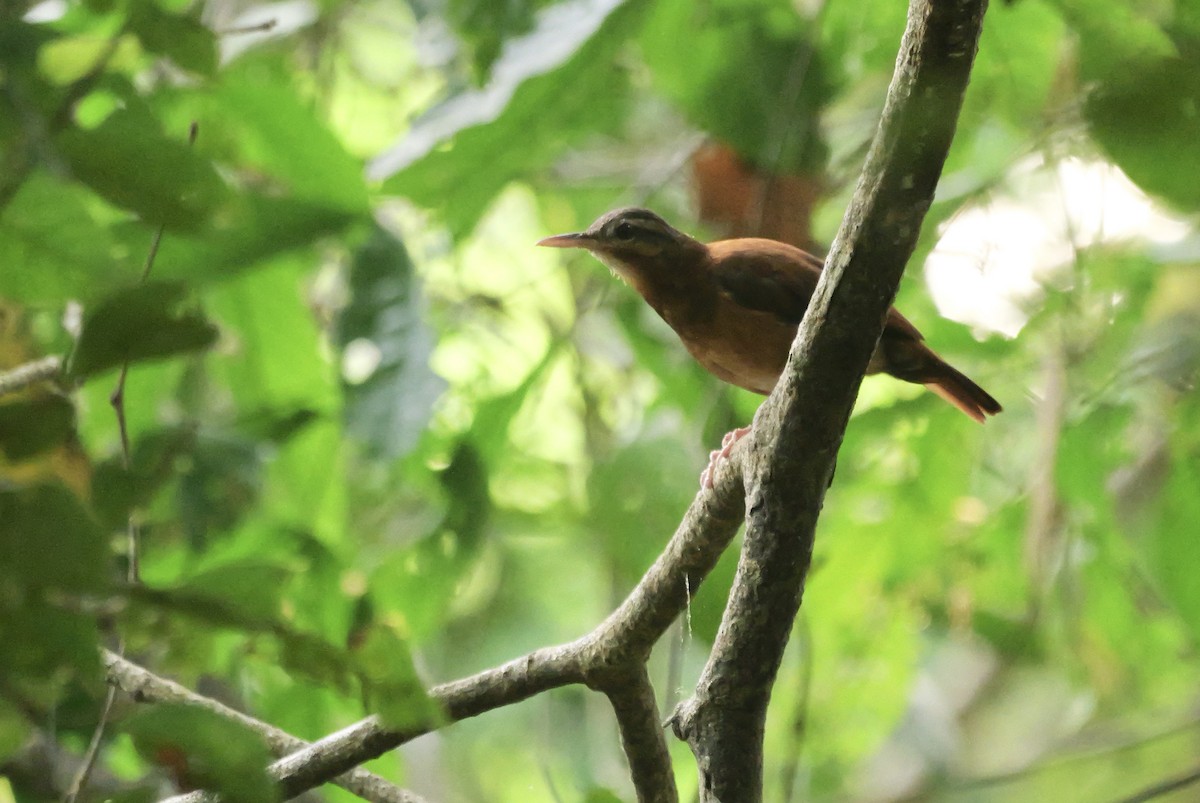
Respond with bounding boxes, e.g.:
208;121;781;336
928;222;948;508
700;425;752;489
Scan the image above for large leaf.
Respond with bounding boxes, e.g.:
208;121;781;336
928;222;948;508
640;0;830;172
56;108;228;231
372;0;647;236
1143;453;1200;642
0;483;108;594
125;703;278;803
123;194;359;286
157;67;370;213
0;171;126;303
335;224;444;460
1086;57;1200;211
67;280;218;380
1045;0;1175;81
0;394;75;460
352;621;439;730
447;0;546;79
126;0;217;77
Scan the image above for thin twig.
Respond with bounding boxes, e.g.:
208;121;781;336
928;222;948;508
218;18;278;35
0;355;61;397
1113;766;1200;803
66;122;199;803
102;650;425;803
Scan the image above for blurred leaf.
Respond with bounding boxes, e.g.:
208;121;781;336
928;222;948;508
373;0;646;236
138;194;359;286
125;703;278;803
0;699;30;762
0;171;125;303
1055;405;1131;513
67;281;218;381
153;63;370;212
0;596;101;681
353;622;439;729
37;33;143;85
588;436;697;581
236;407;320;444
1047;0;1176;80
0;484;108;593
335;225;444;460
642;0;829;172
172;561;291;623
1087;57;1200;210
56;108;227;230
0;394;75;460
132;577;360;694
178;431;263;547
470;342;560;463
440;440;490;551
126;0;217;76
91;425;199;531
447;0;545;78
1143;452;1200;642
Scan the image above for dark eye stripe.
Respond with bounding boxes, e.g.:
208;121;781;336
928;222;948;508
610;219;672;242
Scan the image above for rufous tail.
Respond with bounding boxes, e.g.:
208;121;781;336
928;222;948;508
922;358;1002;423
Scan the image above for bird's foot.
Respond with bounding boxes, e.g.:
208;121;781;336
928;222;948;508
699;426;752;490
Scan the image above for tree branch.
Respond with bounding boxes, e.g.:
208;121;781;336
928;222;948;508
102;650;424;803
599;666;677;803
157;455;747;802
668;0;989;799
0;355;61;397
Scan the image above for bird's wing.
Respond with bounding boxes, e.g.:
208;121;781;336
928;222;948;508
709;238;924;341
709;239;822;324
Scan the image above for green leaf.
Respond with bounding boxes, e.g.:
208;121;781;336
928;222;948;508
0;596;101;684
172;561;292;624
0;699;30;762
0;484;108;593
56;108;227;230
131;575;359;694
446;0;543;79
641;0;830;171
125;703;278;803
335;225;444;460
208;73;369;212
126;0;218;77
0;171;126;304
1046;0;1176;81
439;441;490;552
67;281;218;381
0;394;75;460
127;194;360;285
1086;57;1200;211
373;0;647;236
1143;453;1200;641
353;623;439;730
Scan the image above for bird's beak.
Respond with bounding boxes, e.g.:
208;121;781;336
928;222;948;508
537;232;594;249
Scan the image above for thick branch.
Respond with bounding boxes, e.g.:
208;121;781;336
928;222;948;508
669;0;989;800
102;650;423;803
158;454;747;802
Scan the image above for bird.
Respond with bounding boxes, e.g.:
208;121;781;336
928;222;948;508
538;207;1001;486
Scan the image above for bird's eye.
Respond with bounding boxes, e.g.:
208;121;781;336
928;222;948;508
613;222;635;240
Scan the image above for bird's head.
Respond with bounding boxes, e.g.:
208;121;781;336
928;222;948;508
537;207;703;283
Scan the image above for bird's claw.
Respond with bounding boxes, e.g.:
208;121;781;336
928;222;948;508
699;426;752;490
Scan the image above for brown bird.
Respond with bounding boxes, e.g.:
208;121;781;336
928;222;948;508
538;207;1001;484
